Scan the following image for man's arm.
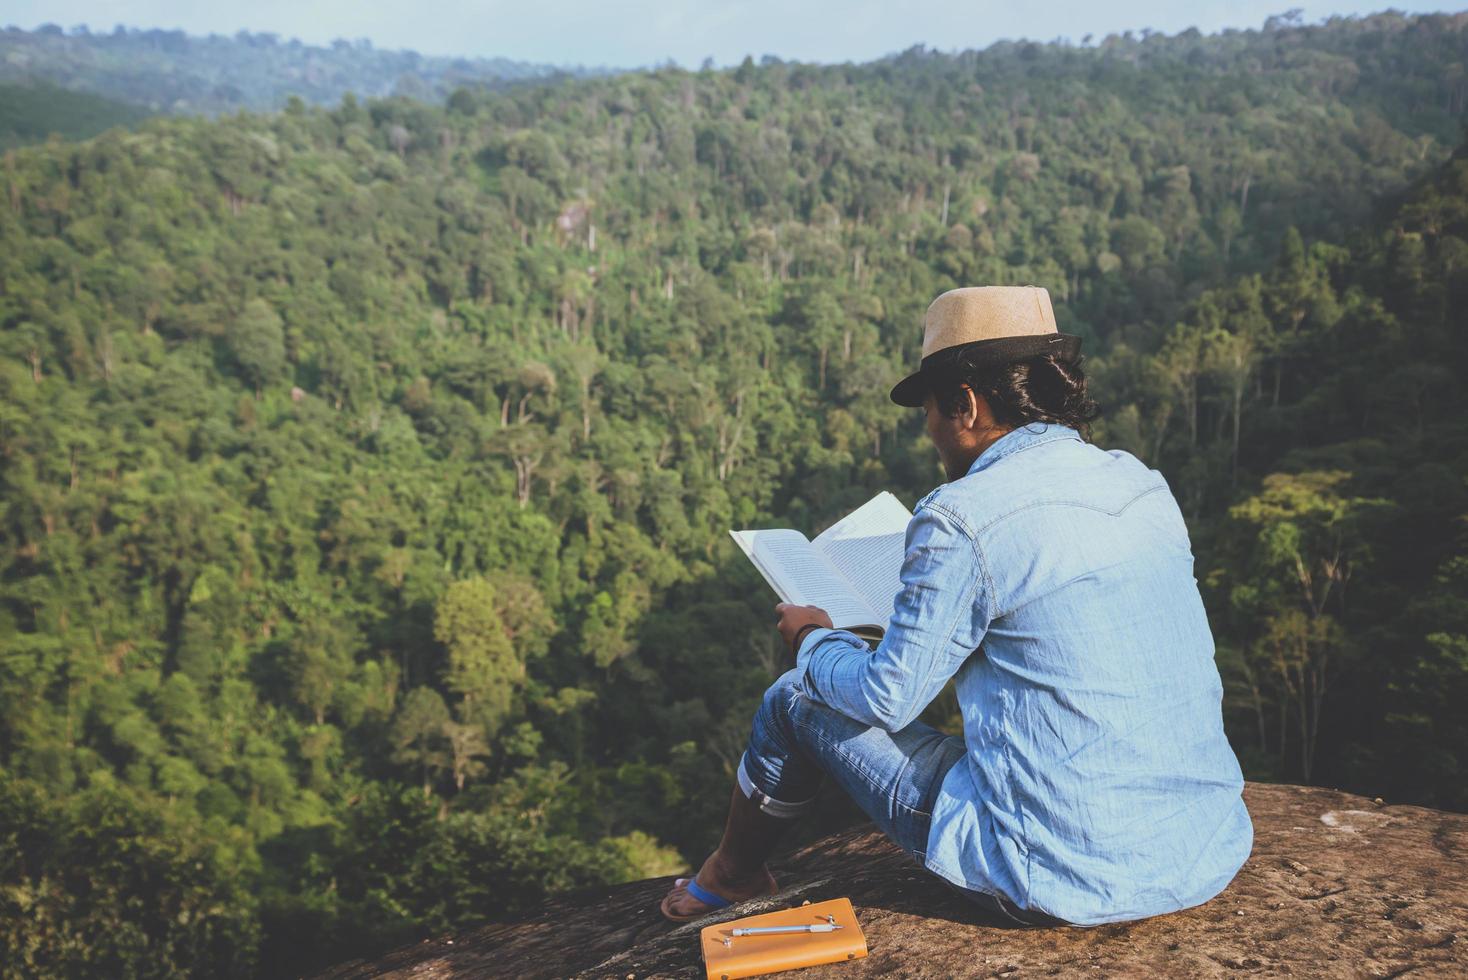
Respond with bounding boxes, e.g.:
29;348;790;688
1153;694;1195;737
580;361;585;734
794;503;992;732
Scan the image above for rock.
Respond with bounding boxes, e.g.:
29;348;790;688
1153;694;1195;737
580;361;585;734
316;784;1468;978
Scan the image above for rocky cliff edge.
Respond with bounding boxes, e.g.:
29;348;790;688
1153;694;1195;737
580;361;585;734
318;783;1467;978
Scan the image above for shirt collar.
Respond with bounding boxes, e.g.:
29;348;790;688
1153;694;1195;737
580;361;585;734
965;422;1082;478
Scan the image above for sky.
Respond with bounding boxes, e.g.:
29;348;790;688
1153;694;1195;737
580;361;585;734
8;1;1456;69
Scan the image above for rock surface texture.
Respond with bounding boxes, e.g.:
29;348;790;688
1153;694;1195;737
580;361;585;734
318;783;1467;978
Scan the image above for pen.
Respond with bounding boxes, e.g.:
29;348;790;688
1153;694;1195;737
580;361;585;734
730;924;844;936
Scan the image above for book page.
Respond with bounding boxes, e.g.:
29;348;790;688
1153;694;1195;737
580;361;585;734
728;529;805;604
812;491;912;624
729;529;878;629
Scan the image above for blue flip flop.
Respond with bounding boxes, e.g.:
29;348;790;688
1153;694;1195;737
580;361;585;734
660;870;779;923
684;878;733;911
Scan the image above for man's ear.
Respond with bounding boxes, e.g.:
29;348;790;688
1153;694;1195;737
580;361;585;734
960;385;983;430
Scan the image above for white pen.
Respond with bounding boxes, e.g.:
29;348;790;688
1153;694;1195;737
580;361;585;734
730;924;844;936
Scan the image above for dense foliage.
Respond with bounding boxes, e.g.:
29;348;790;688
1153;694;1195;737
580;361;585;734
1;12;1466;976
0;24;600;116
0;82;150;152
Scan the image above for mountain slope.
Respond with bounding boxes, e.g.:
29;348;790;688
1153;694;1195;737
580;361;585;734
0;24;609;116
0;80;150;150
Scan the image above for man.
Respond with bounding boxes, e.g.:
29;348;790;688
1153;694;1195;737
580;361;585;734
660;285;1253;926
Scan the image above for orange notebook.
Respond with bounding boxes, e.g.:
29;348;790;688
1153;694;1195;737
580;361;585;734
700;898;868;980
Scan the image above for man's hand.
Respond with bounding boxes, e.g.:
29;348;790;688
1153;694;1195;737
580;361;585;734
775;602;834;654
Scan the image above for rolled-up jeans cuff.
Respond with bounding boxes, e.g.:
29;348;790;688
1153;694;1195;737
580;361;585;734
737;752;816;819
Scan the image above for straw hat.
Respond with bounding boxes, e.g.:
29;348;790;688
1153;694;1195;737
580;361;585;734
889;285;1082;406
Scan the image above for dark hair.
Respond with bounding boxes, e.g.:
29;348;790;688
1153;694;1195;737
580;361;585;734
931;352;1100;437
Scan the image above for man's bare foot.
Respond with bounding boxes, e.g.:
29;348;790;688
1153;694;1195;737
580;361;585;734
659;850;778;921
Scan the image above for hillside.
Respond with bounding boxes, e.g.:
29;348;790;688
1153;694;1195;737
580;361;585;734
0;24;607;116
1;12;1466;978
316;783;1468;978
0;81;150;150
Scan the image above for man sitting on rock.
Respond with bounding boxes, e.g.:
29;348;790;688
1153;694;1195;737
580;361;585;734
659;285;1254;927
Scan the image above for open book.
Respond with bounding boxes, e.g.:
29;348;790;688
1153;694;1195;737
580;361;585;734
730;492;913;643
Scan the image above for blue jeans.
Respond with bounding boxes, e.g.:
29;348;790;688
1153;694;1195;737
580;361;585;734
738;669;1062;927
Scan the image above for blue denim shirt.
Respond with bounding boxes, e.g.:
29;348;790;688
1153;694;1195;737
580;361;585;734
795;423;1252;925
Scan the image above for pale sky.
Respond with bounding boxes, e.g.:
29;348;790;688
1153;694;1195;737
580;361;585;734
8;1;1457;69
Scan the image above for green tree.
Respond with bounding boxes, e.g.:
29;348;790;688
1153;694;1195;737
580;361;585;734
1221;472;1389;781
435;578;521;737
228;298;287;393
391;687;451;797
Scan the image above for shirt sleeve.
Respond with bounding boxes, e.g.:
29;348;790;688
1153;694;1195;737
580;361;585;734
794;502;992;732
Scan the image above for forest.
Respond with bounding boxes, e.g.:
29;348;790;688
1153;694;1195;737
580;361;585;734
1;11;1466;977
0;24;596;116
0;82;150;152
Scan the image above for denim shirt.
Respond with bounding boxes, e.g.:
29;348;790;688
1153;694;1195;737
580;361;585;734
795;423;1252;925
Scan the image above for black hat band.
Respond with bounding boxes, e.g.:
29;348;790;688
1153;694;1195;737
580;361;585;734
889;333;1082;406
